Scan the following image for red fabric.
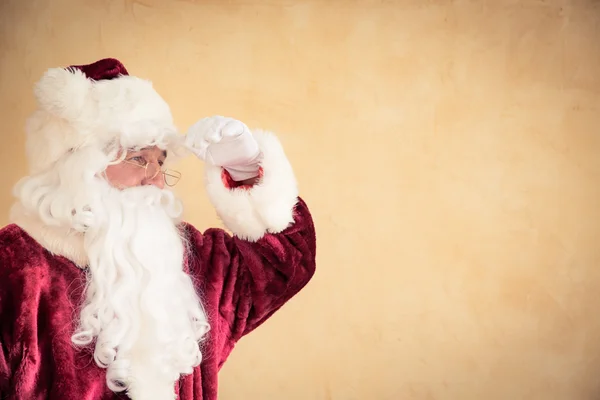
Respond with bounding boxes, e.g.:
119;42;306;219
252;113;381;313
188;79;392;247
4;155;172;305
221;167;264;189
68;58;129;81
0;198;316;399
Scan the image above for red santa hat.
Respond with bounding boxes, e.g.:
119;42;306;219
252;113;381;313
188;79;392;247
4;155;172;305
25;58;179;174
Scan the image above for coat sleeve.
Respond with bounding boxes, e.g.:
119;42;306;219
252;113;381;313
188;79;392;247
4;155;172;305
185;198;315;340
184;129;317;362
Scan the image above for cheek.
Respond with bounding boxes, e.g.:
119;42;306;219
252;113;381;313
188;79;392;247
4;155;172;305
105;165;143;188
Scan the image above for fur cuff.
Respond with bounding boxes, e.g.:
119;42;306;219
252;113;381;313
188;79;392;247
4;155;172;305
203;129;298;241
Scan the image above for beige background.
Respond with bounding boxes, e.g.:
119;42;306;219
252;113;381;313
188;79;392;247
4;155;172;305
1;0;600;399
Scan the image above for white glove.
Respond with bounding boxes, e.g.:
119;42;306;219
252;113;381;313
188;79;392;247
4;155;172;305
185;116;262;181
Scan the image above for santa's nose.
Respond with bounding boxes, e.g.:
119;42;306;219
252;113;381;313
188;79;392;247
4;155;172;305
143;173;165;189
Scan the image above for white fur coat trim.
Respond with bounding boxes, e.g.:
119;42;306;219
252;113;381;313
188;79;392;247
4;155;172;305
204;129;299;241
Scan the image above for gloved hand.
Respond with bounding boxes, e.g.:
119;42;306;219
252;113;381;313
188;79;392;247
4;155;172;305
184;116;262;181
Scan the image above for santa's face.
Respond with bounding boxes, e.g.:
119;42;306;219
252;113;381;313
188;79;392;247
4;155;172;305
104;146;169;189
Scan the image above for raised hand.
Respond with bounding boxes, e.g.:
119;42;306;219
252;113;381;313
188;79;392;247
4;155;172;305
185;116;260;168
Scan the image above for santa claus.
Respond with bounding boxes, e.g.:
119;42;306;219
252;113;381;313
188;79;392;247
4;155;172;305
0;58;316;400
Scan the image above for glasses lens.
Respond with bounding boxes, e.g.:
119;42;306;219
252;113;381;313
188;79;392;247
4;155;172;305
164;170;181;187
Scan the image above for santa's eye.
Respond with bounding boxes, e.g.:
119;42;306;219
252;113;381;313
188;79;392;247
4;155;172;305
128;156;146;165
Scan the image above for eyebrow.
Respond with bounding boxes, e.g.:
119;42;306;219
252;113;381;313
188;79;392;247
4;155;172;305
134;147;168;159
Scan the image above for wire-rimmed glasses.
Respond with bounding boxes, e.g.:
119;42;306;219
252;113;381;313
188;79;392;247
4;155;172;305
122;159;182;187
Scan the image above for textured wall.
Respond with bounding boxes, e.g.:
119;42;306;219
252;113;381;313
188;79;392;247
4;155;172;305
1;0;599;399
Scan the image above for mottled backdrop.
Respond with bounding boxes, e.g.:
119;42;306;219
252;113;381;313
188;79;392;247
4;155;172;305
1;0;599;399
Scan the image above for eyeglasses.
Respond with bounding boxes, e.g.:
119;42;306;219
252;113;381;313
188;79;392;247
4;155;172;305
122;159;182;187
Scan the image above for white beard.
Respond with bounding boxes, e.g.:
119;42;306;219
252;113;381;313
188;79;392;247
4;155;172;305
70;181;210;400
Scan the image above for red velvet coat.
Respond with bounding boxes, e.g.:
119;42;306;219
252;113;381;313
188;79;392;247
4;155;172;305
0;197;316;399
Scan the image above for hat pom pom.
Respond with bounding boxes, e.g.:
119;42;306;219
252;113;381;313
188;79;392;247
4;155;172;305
34;67;93;121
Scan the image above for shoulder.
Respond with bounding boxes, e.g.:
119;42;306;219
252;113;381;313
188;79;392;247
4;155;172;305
0;224;48;267
0;224;41;265
0;224;84;318
0;224;67;288
0;224;42;306
0;223;32;247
